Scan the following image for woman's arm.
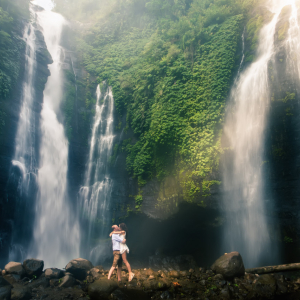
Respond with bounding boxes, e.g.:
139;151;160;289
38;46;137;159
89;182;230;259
109;230;125;237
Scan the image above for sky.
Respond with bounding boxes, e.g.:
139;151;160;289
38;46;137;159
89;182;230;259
31;0;55;10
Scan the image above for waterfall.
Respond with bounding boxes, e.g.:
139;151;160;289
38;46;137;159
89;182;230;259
79;83;115;263
8;6;38;262
221;0;294;267
29;6;80;268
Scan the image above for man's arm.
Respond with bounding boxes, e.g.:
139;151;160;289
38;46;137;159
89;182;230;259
112;234;126;244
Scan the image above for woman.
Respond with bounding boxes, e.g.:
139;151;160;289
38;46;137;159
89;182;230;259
109;223;134;281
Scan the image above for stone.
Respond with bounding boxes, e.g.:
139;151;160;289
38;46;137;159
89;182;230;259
143;280;167;291
111;288;150;300
65;258;93;280
213;274;224;281
168;270;180;278
11;285;31;300
211;252;245;280
4;262;25;277
44;268;64;279
252;274;276;298
219;286;231;300
22;259;44;277
1;271;5;277
160;290;172;299
28;277;49;289
3;274;20;285
89;268;102;280
0;286;11;300
88;279;118;299
59;275;76;288
144;268;154;276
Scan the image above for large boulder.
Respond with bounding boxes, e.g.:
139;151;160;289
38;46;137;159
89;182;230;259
4;262;25;277
252;274;277;298
88;279;118;300
22;259;44;277
0;277;11;300
11;285;31;300
44;268;64;279
65;258;93;280
58;275;76;288
211;252;245;280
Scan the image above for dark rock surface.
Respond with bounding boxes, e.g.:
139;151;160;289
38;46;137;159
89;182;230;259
44;268;64;279
23;259;44;277
211;251;245;280
11;284;31;300
65;258;93;280
88;278;118;299
58;275;76;288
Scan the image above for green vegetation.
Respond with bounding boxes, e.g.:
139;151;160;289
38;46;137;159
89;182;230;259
56;0;260;203
0;0;28;132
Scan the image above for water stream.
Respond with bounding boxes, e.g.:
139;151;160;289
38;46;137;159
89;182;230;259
29;6;80;268
8;6;38;262
79;84;115;263
222;0;299;267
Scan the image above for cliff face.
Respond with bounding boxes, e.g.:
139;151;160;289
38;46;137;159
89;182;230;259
0;6;51;267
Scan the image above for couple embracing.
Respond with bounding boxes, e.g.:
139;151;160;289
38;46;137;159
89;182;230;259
107;223;135;282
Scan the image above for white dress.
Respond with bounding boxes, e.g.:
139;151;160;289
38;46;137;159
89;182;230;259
119;233;129;254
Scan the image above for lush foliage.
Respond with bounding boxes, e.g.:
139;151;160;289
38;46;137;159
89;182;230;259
56;0;257;202
0;0;28;132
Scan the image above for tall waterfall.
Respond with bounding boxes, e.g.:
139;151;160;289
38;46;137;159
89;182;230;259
8;6;38;262
222;0;299;267
30;7;80;268
79;84;115;263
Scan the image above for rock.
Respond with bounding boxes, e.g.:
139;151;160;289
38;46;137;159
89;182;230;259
22;259;44;277
59;275;76;288
3;274;20;285
1;271;5;277
160;290;172;299
0;286;11;300
252;274;276;298
89;268;102;280
44;268;64;279
213;274;224;281
65;258;93;280
88;279;118;299
168;270;180;278
11;285;31;300
111;288;151;300
28;277;49;289
143;280;168;291
219;286;231;300
4;262;25;277
144;268;154;276
211;252;245;280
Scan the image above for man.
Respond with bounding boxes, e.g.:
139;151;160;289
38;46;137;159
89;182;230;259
107;225;126;281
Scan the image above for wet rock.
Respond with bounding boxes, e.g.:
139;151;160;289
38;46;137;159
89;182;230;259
59;275;76;288
111;288;150;300
213;274;224;281
144;268;154;276
4;262;25;277
1;271;5;277
88;279;118;299
0;277;11;300
168;270;179;278
3;274;20;285
211;252;245;280
28;277;49;289
22;259;44;277
65;258;93;280
11;284;31;300
160;290;172;299
89;267;102;280
219;286;231;300
45;268;64;279
252;274;276;298
143;279;168;291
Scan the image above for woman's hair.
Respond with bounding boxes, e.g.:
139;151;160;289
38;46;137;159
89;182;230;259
119;223;128;232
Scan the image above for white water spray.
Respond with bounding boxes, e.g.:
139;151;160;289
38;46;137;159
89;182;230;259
222;0;297;267
30;8;79;268
79;84;115;262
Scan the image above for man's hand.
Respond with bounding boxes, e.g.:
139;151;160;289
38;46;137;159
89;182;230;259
121;239;126;244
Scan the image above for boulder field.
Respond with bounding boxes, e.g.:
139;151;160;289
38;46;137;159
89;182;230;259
1;253;300;300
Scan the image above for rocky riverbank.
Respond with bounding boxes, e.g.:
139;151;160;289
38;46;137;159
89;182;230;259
1;252;300;300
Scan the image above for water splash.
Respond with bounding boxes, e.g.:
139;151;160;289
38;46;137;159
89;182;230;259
30;9;80;268
78;84;115;263
221;0;292;267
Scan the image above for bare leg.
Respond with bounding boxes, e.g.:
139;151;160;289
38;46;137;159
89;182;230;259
122;252;133;280
107;266;115;279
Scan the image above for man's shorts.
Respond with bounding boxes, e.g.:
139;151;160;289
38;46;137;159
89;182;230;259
112;250;122;268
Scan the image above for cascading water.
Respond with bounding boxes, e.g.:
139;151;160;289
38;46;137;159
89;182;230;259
29;4;80;268
8;6;38;262
79;83;115;263
222;0;300;267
